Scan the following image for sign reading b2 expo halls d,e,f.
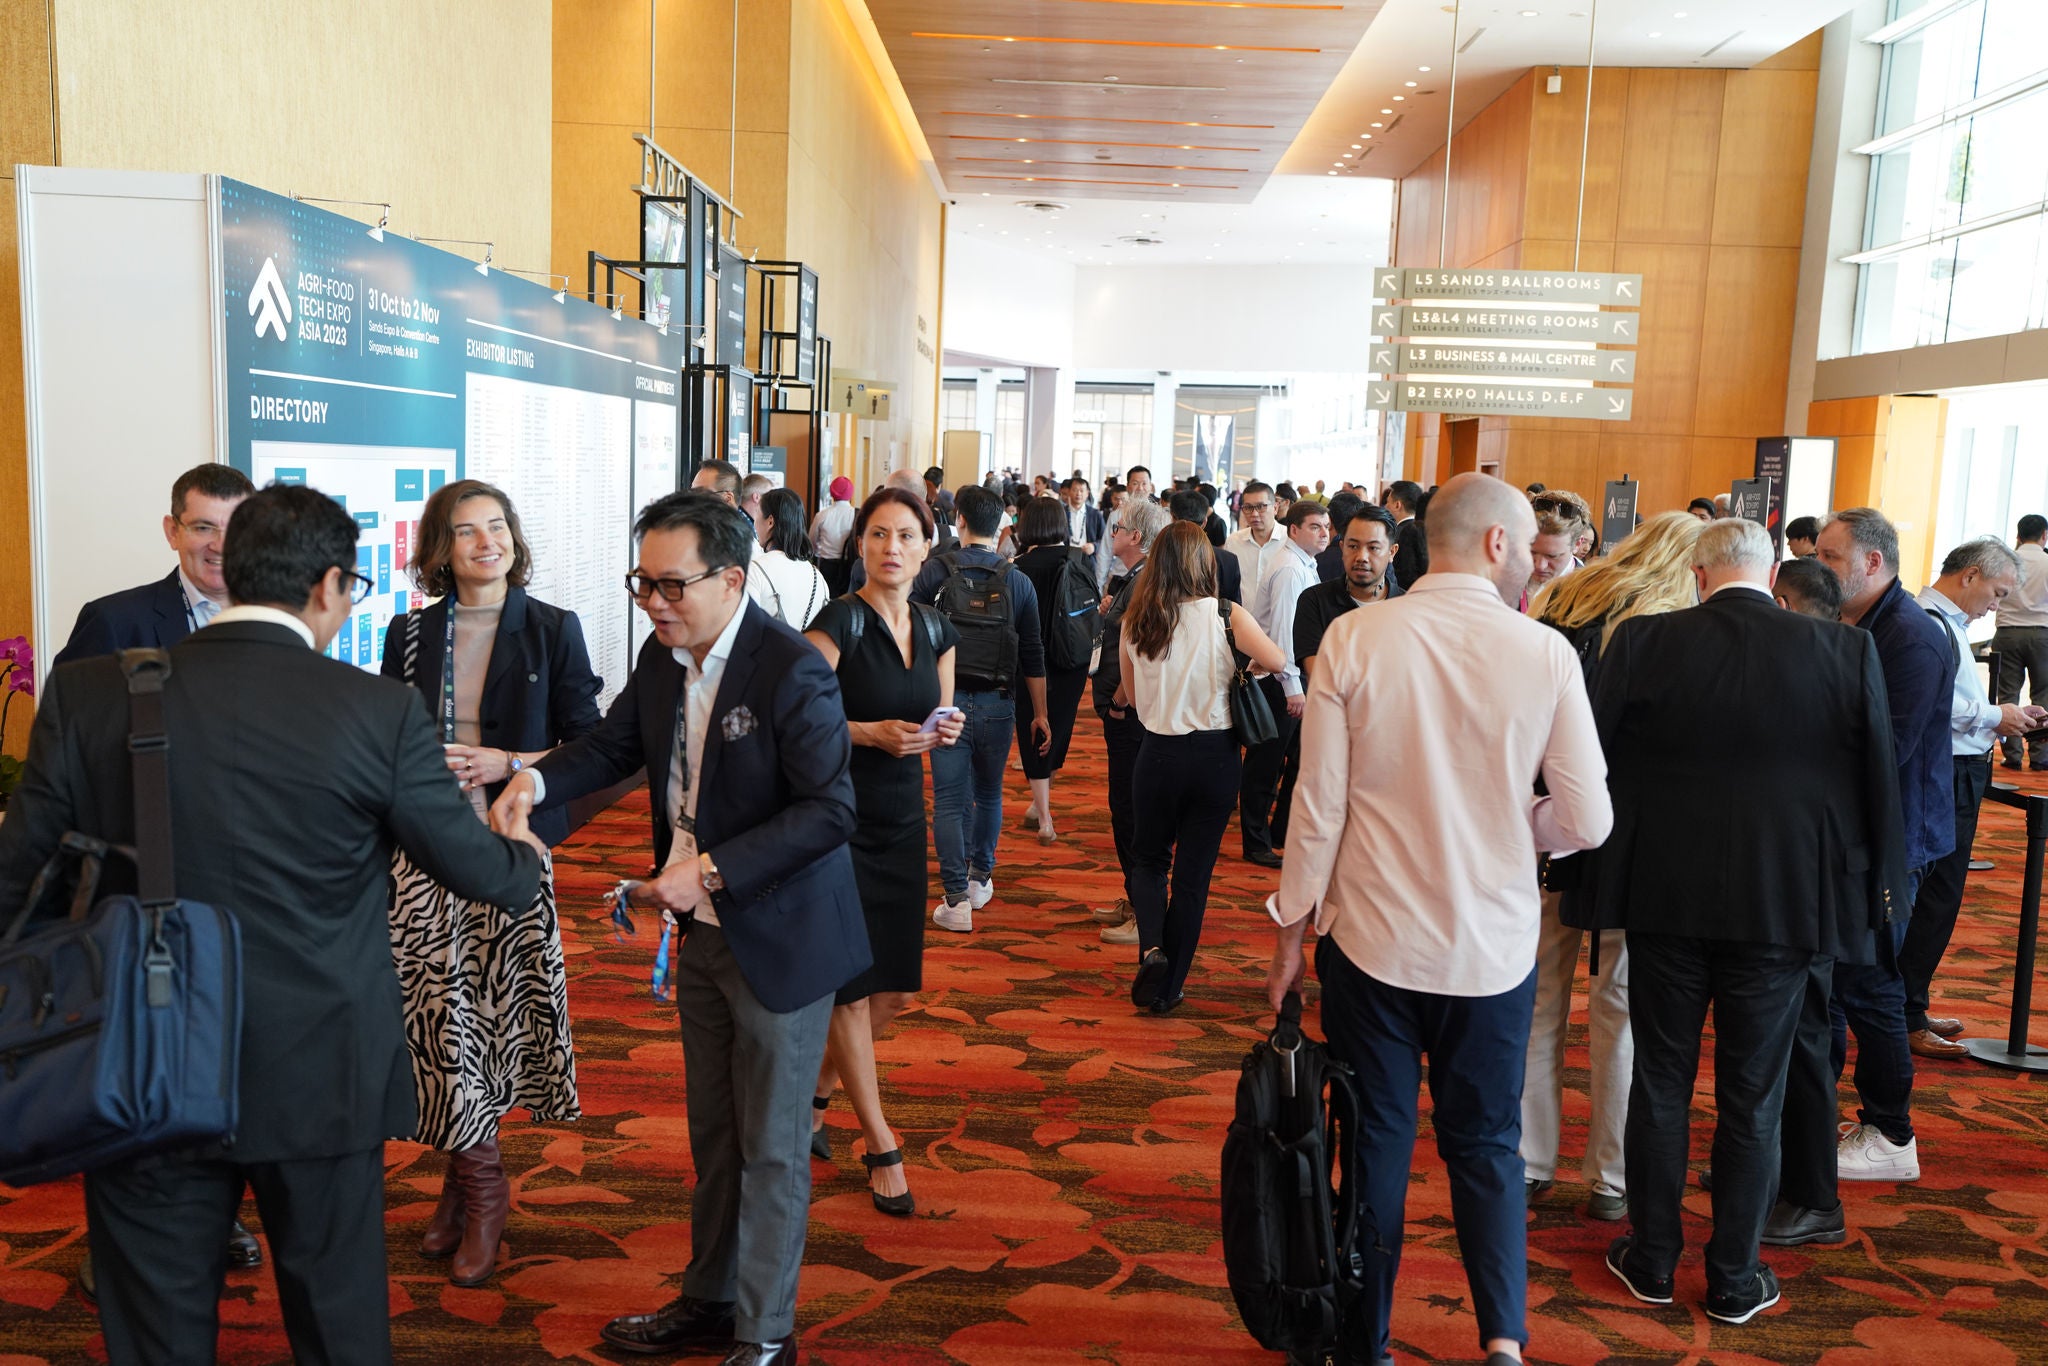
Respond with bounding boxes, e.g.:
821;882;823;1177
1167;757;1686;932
219;179;686;700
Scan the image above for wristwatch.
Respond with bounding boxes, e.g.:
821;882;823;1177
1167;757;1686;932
699;851;724;893
506;752;523;775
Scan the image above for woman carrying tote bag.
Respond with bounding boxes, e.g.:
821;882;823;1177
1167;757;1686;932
379;478;602;1286
1115;522;1287;1015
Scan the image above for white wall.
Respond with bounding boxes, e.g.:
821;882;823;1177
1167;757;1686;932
943;232;1076;369
1072;264;1375;373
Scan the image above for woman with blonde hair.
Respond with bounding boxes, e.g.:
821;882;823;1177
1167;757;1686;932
1521;509;1703;1222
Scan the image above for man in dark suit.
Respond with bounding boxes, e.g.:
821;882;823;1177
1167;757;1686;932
1387;479;1429;589
0;484;546;1366
53;463;257;668
1593;518;1905;1326
1168;490;1242;604
493;492;865;1366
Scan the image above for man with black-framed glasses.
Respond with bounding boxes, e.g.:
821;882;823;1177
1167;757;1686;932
54;463;258;668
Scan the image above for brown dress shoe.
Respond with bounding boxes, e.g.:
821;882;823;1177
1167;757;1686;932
420;1154;465;1259
1909;1027;1969;1059
1926;1017;1965;1039
449;1137;510;1286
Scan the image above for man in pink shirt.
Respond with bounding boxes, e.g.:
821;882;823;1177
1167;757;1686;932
1267;473;1613;1366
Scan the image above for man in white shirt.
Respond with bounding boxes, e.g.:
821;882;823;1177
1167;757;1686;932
1241;500;1329;867
1225;481;1289;609
810;476;858;594
1906;539;2043;1060
1992;513;2048;770
1267;474;1611;1366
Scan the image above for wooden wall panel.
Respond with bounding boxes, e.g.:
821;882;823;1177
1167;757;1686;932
1878;395;1947;588
1694;246;1803;437
1;0;57;755
1613;242;1710;436
1598;433;1694;521
1713;70;1819;248
1523;67;1629;244
1689;436;1757;498
1614;70;1725;245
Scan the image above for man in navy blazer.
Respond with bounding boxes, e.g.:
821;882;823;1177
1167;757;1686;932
53;464;257;668
492;491;864;1366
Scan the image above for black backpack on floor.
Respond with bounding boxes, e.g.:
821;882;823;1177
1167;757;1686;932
1219;991;1366;1365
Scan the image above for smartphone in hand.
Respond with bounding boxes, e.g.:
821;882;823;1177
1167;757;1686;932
918;705;962;734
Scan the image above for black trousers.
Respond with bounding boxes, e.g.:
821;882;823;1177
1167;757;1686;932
1100;704;1145;900
1237;676;1300;858
1131;728;1240;999
85;1145;391;1366
1900;753;1992;1032
1776;953;1840;1212
1624;931;1809;1296
1271;723;1304;850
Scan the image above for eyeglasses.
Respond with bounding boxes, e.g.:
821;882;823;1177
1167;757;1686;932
625;568;724;602
345;570;374;604
1241;500;1273;512
177;518;226;538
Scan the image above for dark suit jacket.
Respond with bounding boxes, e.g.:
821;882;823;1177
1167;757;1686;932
379;587;604;846
1577;589;1906;961
52;570;191;668
532;602;868;1012
1859;576;1958;872
1210;543;1244;605
1392;518;1428;589
0;621;543;1161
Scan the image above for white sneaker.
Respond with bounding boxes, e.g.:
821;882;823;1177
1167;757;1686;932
1100;917;1140;945
932;899;973;933
967;877;995;910
1836;1122;1919;1181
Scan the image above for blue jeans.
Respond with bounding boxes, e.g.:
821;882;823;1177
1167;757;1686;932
1317;938;1535;1358
1829;868;1923;1145
929;690;1014;902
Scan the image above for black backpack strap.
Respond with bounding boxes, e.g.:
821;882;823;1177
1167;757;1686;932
834;593;864;665
119;649;176;910
913;601;946;655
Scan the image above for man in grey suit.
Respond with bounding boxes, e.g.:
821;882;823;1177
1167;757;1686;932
0;483;546;1366
494;492;867;1366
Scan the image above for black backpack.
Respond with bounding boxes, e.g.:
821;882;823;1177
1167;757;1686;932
1219;991;1367;1365
1045;547;1103;672
931;553;1019;693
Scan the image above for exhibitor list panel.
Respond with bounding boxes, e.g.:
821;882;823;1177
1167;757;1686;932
218;177;685;695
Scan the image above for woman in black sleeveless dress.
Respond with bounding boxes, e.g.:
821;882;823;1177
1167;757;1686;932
804;486;961;1217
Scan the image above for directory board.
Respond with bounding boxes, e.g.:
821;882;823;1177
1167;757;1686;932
218;178;686;702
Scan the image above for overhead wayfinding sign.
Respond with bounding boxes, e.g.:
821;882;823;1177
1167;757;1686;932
1372;266;1642;306
1371;304;1638;344
1370;342;1636;384
1369;265;1640;421
1369;380;1634;422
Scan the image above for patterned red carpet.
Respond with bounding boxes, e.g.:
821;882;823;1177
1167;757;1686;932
5;718;2048;1364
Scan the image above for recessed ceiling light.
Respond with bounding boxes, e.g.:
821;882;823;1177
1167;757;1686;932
1362;133;1373;139
1381;108;1393;114
1340;154;1351;160
1674;9;1688;15
1648;30;1662;37
1326;171;1337;176
1405;81;1418;87
1393;95;1405;101
1351;143;1362;148
1419;65;1432;72
1520;8;1539;15
1104;75;1119;81
1370;122;1383;128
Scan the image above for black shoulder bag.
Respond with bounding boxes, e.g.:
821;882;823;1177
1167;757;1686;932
1221;597;1280;748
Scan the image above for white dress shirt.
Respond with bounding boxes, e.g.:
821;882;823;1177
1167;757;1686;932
1921;585;2000;756
1999;542;2048;628
810;500;856;560
1253;538;1321;697
1226;527;1289;608
1270;573;1612;997
179;567;225;629
206;603;313;646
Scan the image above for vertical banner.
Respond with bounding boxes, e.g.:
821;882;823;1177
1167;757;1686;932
685;184;711;349
796;266;819;385
1193;413;1234;485
1753;438;1790;555
717;244;748;370
727;370;755;468
1600;479;1639;552
1729;477;1773;527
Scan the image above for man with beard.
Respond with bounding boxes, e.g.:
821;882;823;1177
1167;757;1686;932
1293;503;1404;685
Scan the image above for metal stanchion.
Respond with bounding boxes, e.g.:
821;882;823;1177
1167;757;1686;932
1965;782;2048;1071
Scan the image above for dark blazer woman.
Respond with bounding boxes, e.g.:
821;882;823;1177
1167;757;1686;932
380;586;604;846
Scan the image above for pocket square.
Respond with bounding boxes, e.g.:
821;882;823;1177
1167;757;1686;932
720;705;757;742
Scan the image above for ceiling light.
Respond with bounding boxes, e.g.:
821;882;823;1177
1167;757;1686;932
1361;133;1372;139
1405;81;1418;87
1326;171;1337;176
1370;123;1383;128
1340;153;1352;159
1648;30;1662;37
1393;95;1405;101
1381;108;1393;114
1419;66;1432;72
1520;8;1539;15
1675;10;1688;15
1105;75;1118;81
1333;161;1344;166
1351;143;1362;148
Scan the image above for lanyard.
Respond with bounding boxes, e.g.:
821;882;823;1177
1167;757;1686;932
437;605;460;743
176;578;199;633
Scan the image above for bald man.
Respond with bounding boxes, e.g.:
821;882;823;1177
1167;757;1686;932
1268;474;1612;1366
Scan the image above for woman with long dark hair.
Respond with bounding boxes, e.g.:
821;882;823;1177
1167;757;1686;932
803;486;963;1217
380;478;600;1285
752;486;830;628
1116;522;1286;1013
1012;495;1090;842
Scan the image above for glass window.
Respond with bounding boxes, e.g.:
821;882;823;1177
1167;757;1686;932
941;381;978;431
994;384;1026;468
1876;1;1986;137
1945;212;2046;342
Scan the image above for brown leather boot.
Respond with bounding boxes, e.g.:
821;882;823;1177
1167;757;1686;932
449;1138;509;1286
419;1153;465;1259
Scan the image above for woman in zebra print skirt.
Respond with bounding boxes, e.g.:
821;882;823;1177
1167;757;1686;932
380;479;603;1286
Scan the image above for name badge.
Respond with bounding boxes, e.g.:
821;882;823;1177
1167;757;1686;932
673;814;698;867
